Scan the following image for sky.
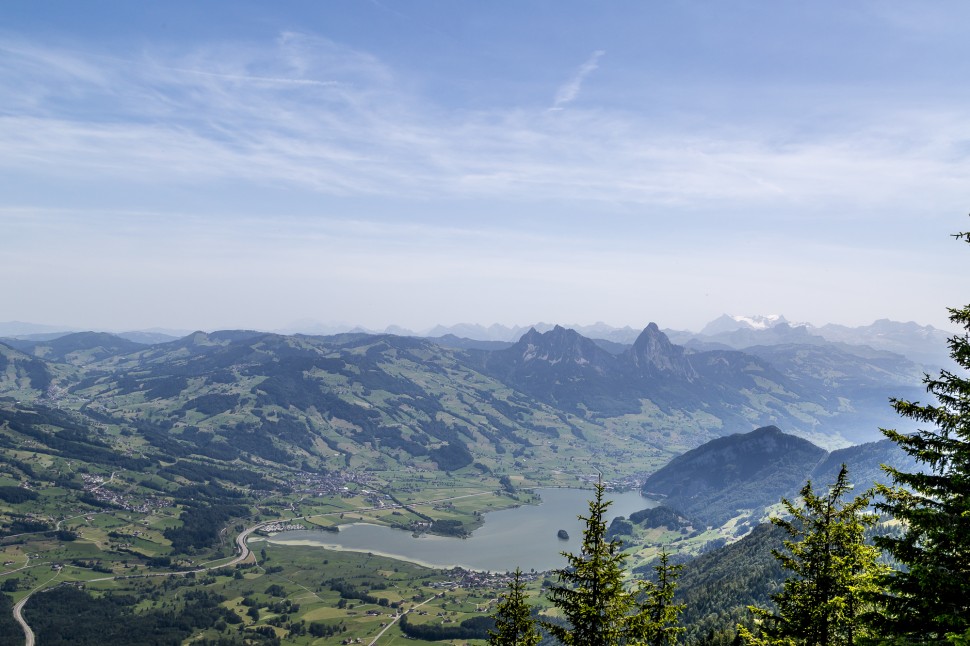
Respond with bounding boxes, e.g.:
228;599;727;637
2;1;969;334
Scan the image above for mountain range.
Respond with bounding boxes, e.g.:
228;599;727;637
665;314;954;368
0;318;930;489
5;314;952;368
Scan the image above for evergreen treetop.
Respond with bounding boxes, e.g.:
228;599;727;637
740;464;885;646
873;227;970;642
488;567;541;646
544;481;639;646
544;480;683;646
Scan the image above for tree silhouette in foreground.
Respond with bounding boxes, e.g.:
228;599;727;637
634;548;686;646
488;568;541;646
873;226;970;642
739;465;884;646
543;481;683;646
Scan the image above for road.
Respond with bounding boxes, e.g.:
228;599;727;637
7;486;503;644
12;570;60;646
10;520;264;645
367;594;437;646
229;522;260;566
12;594;34;646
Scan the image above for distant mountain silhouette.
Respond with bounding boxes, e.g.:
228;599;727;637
700;314;792;336
668;314;953;368
3;331;144;365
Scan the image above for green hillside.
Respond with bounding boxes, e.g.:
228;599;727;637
641;426;918;528
0;325;931;645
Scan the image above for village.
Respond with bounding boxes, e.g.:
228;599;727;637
79;472;168;514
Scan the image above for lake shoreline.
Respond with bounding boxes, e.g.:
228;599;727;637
266;488;656;571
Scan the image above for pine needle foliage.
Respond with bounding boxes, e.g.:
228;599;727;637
633;549;687;646
740;465;885;646
488;568;542;646
872;227;970;642
544;481;683;646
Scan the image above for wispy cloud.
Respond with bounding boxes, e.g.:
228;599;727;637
3;9;969;333
159;65;340;88
0;35;968;221
550;50;604;110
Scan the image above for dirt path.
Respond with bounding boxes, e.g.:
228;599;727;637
367;594;437;646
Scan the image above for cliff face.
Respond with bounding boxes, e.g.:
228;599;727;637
516;325;615;374
623;322;698;380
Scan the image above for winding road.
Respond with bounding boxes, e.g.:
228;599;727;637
12;593;35;646
8;488;504;644
10;520;263;645
230;522;259;566
12;570;60;646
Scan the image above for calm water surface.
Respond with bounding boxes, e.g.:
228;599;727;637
267;488;656;572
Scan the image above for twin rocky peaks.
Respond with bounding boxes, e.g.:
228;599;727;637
508;323;697;381
1;319;927;448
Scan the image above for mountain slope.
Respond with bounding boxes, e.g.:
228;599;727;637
675;510;909;645
52;331;608;475
3;331;145;365
641;426;917;528
810;438;920;490
675;522;786;643
641;426;826;527
0;341;54;395
0;322;929;483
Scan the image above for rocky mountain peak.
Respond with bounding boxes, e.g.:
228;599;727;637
627;323;698;380
518;325;607;367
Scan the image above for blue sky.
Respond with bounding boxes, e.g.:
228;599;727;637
2;1;969;333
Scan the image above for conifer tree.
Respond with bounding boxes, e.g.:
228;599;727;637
739;465;885;646
872;227;970;642
633;549;686;646
545;481;635;646
545;481;682;646
488;568;541;646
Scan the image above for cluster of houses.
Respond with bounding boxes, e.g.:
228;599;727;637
79;473;166;513
430;567;541;590
283;469;381;497
257;521;305;534
575;471;646;491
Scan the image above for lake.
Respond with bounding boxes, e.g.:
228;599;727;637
267;487;656;572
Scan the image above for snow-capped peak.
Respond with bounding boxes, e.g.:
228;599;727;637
699;313;806;336
731;314;785;330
